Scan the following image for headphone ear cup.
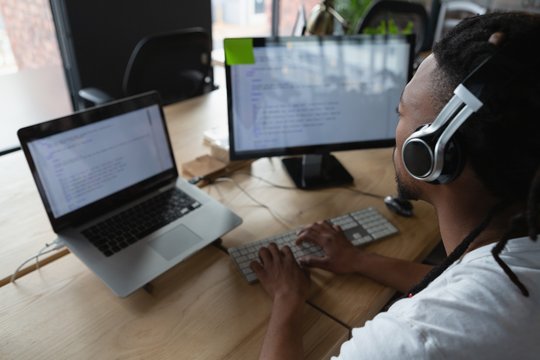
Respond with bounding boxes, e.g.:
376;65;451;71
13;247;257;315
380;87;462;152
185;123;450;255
432;136;465;184
402;125;465;184
402;138;434;179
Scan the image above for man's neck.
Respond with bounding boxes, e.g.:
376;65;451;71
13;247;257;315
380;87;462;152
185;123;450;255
434;195;525;255
424;166;522;255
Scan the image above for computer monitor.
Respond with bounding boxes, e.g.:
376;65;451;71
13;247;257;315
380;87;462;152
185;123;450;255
225;35;414;189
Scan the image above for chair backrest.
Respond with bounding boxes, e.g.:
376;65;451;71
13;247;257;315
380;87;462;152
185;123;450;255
433;1;487;45
123;28;214;105
356;0;430;54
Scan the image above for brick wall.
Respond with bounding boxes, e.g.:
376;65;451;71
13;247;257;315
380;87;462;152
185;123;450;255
0;0;60;70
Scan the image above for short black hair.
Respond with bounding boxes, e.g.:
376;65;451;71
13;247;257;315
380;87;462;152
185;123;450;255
409;12;540;296
433;12;540;201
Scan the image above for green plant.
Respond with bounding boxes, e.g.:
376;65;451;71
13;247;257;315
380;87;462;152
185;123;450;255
334;0;415;35
334;0;373;34
362;19;415;35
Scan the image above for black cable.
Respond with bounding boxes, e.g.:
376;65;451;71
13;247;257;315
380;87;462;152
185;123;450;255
342;186;385;200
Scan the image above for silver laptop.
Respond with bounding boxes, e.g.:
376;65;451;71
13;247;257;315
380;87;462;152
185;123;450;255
18;91;242;297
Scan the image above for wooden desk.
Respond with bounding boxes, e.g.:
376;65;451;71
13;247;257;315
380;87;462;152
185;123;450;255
0;246;348;359
0;66;440;358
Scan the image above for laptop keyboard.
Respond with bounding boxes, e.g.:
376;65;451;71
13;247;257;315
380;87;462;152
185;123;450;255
82;188;201;257
228;207;398;283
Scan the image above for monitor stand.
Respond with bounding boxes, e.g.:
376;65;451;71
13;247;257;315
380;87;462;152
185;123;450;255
282;153;353;189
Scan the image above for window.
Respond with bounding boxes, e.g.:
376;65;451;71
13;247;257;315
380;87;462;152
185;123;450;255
277;0;319;36
211;0;321;50
0;0;70;152
212;0;271;50
254;0;265;14
0;12;17;75
0;0;61;73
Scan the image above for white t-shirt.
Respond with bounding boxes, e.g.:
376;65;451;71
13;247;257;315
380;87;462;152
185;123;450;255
334;236;540;359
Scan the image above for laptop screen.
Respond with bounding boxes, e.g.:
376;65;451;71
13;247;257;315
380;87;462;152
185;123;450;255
28;104;173;218
18;92;178;231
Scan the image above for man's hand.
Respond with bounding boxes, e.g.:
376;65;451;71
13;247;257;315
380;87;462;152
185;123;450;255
251;243;310;360
296;220;364;274
250;243;311;307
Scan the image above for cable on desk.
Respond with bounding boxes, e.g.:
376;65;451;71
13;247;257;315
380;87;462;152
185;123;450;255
342;186;386;200
233;172;298;190
234;172;387;200
213;177;294;229
189;168;387;200
196;170;387;230
11;239;65;283
211;173;387;224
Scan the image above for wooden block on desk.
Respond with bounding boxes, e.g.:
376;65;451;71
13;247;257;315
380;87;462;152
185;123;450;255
181;154;227;178
0;247;348;359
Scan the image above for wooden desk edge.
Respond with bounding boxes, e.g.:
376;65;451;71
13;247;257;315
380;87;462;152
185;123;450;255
0;248;70;287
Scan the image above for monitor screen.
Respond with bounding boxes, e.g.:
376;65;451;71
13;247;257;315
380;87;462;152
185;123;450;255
225;35;414;188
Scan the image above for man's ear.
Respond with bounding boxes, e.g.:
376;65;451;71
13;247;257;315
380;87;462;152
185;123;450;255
488;32;506;46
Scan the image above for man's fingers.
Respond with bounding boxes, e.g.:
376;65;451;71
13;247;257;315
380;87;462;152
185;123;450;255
296;222;325;239
258;246;272;265
250;260;263;273
267;242;280;256
281;245;294;260
257;243;284;270
296;228;323;247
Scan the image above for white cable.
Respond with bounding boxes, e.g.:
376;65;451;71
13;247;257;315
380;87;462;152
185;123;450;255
11;239;65;283
213;177;294;229
234;172;298;190
234;172;386;199
35;239;64;267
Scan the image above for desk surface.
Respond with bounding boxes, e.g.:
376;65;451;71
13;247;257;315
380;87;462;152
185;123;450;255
0;246;348;359
0;67;440;358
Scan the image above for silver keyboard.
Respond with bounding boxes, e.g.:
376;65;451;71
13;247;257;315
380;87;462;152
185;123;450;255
228;207;398;283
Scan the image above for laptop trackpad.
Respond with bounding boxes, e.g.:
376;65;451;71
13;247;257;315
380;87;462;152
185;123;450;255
149;225;202;261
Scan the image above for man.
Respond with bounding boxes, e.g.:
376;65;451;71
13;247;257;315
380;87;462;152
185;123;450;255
250;12;540;359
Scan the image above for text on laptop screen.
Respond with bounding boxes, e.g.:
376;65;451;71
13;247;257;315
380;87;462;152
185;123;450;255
227;36;412;158
27;104;174;218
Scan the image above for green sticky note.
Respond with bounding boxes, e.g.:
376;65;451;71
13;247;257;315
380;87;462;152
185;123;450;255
224;38;255;65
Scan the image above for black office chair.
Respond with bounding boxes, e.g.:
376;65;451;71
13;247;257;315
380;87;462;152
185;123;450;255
79;27;215;106
356;0;430;55
432;1;487;46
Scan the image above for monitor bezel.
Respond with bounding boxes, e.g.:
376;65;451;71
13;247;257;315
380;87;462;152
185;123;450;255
225;34;415;161
17;91;178;232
